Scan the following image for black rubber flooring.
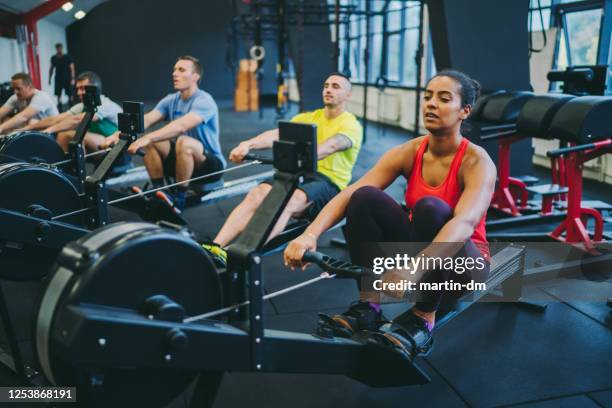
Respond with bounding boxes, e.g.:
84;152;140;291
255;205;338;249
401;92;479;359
0;104;610;407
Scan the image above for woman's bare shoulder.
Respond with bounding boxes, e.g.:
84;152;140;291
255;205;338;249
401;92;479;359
462;140;495;172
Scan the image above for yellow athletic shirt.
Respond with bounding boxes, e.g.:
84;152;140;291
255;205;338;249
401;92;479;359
290;109;363;190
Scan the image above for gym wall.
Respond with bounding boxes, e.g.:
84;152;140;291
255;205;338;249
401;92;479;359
426;0;533;176
66;0;275;102
529;28;557;94
426;0;530;91
0;37;23;83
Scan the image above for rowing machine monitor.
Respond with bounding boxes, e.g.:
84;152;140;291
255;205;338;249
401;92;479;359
82;85;101;113
118;101;145;134
275;121;317;174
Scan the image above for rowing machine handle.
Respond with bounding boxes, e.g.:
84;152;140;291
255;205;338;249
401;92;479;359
244;153;274;165
96;144;145;157
302;251;371;279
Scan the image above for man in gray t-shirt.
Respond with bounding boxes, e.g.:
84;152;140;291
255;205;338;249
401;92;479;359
24;71;122;153
0;72;59;134
102;55;225;210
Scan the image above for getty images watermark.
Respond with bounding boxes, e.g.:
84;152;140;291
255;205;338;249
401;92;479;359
357;241;612;303
369;253;488;293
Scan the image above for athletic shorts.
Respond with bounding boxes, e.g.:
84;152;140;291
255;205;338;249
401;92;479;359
54;81;73;97
163;139;224;183
90;118;118;137
263;172;340;220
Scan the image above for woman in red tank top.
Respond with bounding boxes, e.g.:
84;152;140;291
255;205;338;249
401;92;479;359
285;70;496;359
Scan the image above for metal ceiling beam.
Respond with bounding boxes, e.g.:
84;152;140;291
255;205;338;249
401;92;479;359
22;0;69;22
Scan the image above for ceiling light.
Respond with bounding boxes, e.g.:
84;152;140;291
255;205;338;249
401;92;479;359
61;2;74;12
74;10;86;19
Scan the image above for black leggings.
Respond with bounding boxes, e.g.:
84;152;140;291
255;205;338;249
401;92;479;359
345;186;489;313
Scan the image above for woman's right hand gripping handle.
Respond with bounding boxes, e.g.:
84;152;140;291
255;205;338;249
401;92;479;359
284;232;318;270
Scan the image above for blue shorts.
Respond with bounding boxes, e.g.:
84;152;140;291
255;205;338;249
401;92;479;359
263;172;340;220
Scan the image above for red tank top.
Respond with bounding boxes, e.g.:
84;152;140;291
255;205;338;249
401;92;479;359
404;136;489;260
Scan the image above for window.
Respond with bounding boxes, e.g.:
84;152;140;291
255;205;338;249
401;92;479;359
556;31;569;69
370;14;384;82
545;0;606;93
333;0;428;87
402;28;419;86
385;1;404;83
553;2;604;69
529;0;552;31
387;34;401;82
564;8;602;65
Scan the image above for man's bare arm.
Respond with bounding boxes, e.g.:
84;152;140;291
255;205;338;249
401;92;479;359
45;113;84;133
143;110;164;130
228;129;279;162
141;112;202;143
0;105;13;124
317;134;352;159
243;128;280;149
23;111;71;131
0;106;41;134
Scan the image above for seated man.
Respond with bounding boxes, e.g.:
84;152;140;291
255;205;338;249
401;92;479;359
0;73;59;134
103;55;225;210
204;72;362;265
22;71;122;153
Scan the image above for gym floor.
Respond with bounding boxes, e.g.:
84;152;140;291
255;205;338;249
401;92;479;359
1;104;611;408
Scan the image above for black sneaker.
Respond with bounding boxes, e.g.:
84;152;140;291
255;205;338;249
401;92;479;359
158;188;187;212
368;311;434;360
154;191;182;213
317;301;386;338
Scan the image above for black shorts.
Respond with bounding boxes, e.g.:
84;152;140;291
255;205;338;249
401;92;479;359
163;139;224;183
263;172;340;220
54;81;72;97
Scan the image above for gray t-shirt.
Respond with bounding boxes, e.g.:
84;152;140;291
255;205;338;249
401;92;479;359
154;89;225;167
2;90;59;120
69;95;122;125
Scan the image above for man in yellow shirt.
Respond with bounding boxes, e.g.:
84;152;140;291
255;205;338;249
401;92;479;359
205;73;362;263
